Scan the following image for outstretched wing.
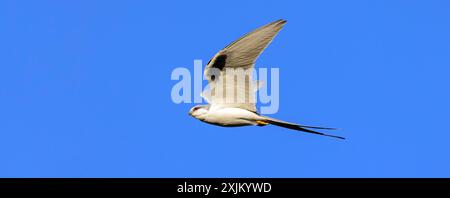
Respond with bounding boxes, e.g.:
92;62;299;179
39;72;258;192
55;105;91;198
202;19;286;112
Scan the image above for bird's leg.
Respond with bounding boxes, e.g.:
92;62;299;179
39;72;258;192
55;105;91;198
256;120;269;126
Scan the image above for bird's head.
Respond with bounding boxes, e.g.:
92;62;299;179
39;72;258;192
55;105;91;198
189;105;209;119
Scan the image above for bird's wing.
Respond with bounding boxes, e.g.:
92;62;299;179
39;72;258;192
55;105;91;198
202;19;286;113
201;72;262;112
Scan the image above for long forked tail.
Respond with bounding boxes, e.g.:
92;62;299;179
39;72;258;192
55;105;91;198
262;117;345;140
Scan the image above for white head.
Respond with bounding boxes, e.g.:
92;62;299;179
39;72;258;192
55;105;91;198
189;105;209;119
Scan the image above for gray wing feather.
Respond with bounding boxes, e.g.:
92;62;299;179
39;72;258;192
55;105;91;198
202;19;287;113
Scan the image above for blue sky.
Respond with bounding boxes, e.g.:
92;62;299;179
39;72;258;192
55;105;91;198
1;0;450;177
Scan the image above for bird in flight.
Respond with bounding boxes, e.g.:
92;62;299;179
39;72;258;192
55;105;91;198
189;19;344;139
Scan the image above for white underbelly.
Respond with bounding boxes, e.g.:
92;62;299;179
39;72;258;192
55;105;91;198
203;108;261;127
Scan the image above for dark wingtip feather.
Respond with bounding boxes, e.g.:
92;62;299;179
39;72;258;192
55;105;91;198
275;19;287;25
